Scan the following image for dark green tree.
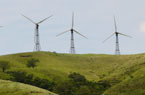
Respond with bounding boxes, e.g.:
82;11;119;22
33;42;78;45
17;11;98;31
27;58;39;68
0;61;10;72
75;86;91;95
32;77;55;91
8;71;27;82
54;81;74;95
68;72;87;86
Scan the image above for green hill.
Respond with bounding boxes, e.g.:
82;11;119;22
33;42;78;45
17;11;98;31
0;79;57;95
0;51;145;95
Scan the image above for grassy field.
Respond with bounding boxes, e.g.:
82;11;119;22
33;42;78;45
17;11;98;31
0;51;145;95
0;79;57;95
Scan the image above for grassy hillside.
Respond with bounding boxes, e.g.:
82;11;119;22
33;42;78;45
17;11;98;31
0;51;145;95
0;79;57;95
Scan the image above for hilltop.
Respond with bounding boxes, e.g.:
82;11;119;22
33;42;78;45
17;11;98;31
0;51;145;95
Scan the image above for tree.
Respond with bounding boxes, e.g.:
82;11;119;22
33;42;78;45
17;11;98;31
26;58;39;68
68;72;87;86
75;86;91;95
0;61;10;72
9;71;27;82
32;77;55;91
54;81;74;95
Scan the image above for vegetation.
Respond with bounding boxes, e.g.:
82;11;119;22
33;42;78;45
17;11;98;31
6;71;110;95
0;79;57;95
7;71;55;91
0;51;145;95
0;61;10;72
26;58;39;68
54;72;111;95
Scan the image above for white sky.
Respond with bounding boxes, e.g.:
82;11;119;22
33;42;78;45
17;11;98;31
0;0;145;55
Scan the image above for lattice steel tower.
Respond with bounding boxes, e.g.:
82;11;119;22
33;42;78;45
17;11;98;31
70;29;75;54
115;32;120;55
34;24;41;51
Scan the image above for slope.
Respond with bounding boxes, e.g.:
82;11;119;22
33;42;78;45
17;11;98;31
0;79;57;95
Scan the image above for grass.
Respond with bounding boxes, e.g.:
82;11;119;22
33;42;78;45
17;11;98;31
0;51;145;94
0;79;57;95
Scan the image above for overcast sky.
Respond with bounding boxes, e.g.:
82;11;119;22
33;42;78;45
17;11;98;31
0;0;145;55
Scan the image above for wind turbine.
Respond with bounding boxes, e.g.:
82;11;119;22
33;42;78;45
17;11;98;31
103;17;131;55
56;13;87;54
22;14;53;51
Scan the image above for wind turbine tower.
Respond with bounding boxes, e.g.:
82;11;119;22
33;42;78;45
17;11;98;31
114;17;120;55
22;15;53;51
103;17;131;55
57;13;87;54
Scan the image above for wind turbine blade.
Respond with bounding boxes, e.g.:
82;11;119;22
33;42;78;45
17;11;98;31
56;29;70;37
114;16;117;32
73;29;88;39
118;32;132;38
37;15;53;24
103;33;115;43
72;12;74;28
22;14;36;24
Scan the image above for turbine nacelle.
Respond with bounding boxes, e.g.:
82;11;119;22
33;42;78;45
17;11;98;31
36;24;39;29
71;29;74;32
103;32;131;43
56;13;87;39
115;32;118;34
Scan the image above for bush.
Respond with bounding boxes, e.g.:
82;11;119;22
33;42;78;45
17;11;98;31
8;71;55;91
33;77;55;91
54;81;74;95
7;71;111;95
8;71;29;83
68;72;87;86
97;80;111;89
54;72;111;95
75;86;91;95
26;58;39;68
0;61;10;72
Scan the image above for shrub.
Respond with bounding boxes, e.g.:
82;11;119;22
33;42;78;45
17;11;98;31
54;81;74;95
8;71;111;95
33;77;55;91
68;72;87;86
26;58;39;68
8;71;28;82
75;86;91;95
0;61;10;72
8;71;54;91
